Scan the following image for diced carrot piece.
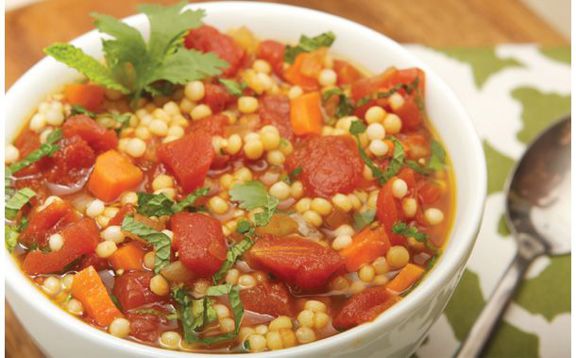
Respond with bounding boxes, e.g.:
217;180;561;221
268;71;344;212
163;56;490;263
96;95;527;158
339;226;391;272
110;242;146;271
334;59;363;85
284;52;321;91
64;84;106;112
290;91;323;136
87;150;143;202
386;263;426;293
71;266;123;326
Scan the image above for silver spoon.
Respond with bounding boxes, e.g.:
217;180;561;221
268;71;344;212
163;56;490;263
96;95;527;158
456;116;571;357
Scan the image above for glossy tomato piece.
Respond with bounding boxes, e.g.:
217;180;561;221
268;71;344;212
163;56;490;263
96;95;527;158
259;95;293;140
417;181;442;204
402;134;430;160
333;286;400;330
108;204;136;226
246;235;344;290
286;136;364;198
240;281;294;317
127;311;176;343
19;200;80;247
334;60;363;85
157;131;214;193
170;212;227;277
22;218;100;275
11;130;50;177
376;180;405;245
203;83;236;113
46;136;96;185
113;271;166;311
62;115;118;153
257;40;285;77
76;253;111;272
64;84;105;112
186;114;228;137
394;94;423;131
184;25;245;77
350;67;425;101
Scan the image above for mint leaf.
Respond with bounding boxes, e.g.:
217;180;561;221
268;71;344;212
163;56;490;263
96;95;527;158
172;187;209;213
405;159;432;175
137;192;175;217
382;137;405;181
428;140;446;171
212;237;254;284
206;283;233;296
44;44;129;93
70;104;96;118
112;113;132;133
229;181;271;211
8;129;63;175
285;31;336;64
5;225;19;253
121;215;171;273
6;188;36;220
349;120;367;135
392;221;428;242
219;79;246;96
353;209;376;231
322;88;354;118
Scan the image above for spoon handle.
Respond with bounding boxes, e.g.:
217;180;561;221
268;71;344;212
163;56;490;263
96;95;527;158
455;235;546;358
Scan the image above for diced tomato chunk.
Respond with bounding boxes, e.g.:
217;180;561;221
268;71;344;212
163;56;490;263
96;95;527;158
351;67;425;101
76;253;111;272
127;311;176;343
19;200;80;247
203;84;236;113
246;235;344;290
22;218;100;274
113;271;166;311
334;60;363;85
12;130;49;177
62;115;118;153
184;25;245;77
417;181;442;204
394;95;423;131
46;136;96;185
170;212;227;277
186;114;228;137
397;167;416;189
157;131;214;193
64;84;105;112
240;281;294;317
333;286;401;330
286;136;364;198
259;95;293;140
257;40;285;77
376;180;405;245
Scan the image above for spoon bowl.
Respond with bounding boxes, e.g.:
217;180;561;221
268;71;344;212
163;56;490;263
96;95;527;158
506;117;571;255
458;116;571;357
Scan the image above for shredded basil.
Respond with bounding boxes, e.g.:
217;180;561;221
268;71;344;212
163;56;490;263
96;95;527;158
7;129;62;176
5;225;19;253
70;104;96;118
428;140;446;171
6;188;36;220
353;209;376;231
136;187;209;217
392;222;428;242
212;237;254;284
218;79;246;96
284;31;336;64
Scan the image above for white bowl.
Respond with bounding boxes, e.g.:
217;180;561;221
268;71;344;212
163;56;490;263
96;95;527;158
5;2;486;357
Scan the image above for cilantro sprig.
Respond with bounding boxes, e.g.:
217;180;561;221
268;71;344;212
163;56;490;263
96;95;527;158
121;215;171;273
45;2;227;104
392;222;428;242
284;31;336;64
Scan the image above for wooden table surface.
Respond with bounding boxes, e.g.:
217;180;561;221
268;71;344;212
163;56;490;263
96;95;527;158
5;0;568;357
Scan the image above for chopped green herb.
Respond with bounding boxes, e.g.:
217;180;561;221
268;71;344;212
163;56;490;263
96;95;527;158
5;225;19;253
121;215;171;273
405;159;432;175
7;129;62;176
6;188;36;220
349;120;367;135
206;283;233;296
18;217;29;232
46;2;227;104
322;87;354;118
392;221;428;242
137;187;209;217
172;187;209;213
428;140;446;171
382;137;405;181
282;166;302;185
284;31;336;64
109;294;123;311
218;78;246;96
353;209;376;231
229;181;279;227
212;237;254;284
236;220;253;235
70;104;96;118
131;307;178;320
112;112;132;134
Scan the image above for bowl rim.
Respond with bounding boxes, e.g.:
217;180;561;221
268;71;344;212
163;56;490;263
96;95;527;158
5;2;487;357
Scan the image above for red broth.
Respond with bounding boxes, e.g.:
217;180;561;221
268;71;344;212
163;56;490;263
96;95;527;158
6;19;454;354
